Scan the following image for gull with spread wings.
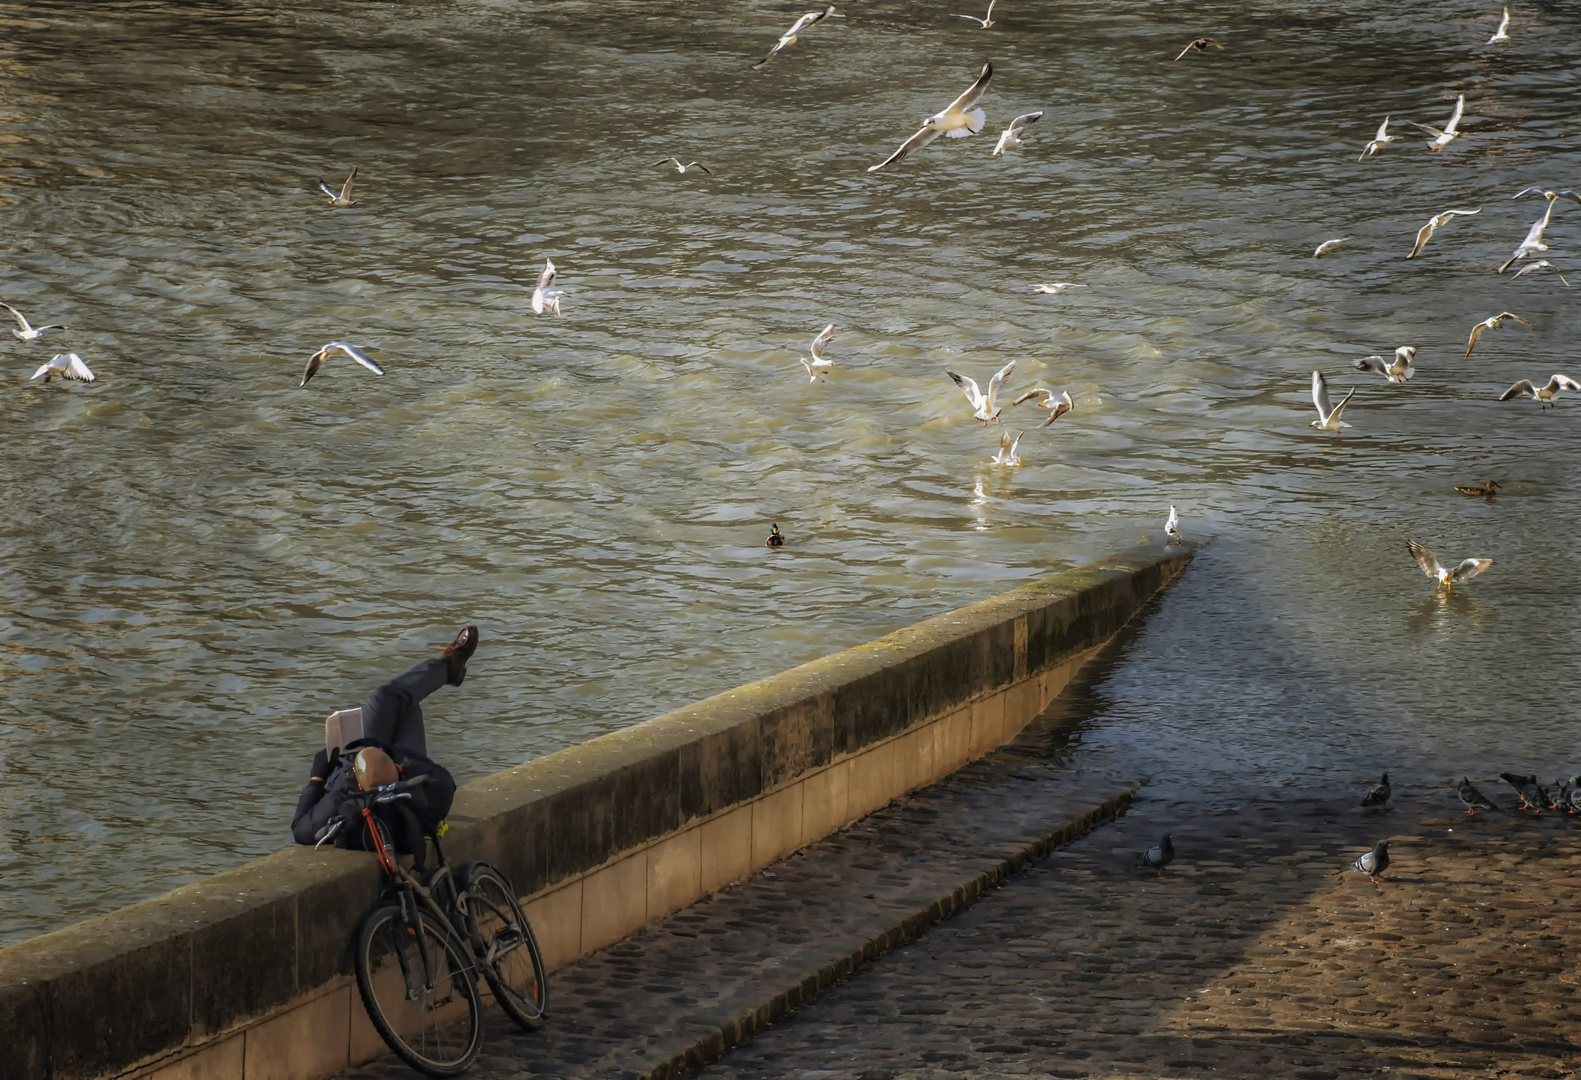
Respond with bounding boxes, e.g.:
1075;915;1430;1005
656;158;712;175
1465;312;1530;357
868;63;993;172
1498;198;1564;273
300;342;383;387
29;352;94;383
992;111;1042;155
1174;37;1223;60
799;323;837;382
991;430;1023;466
531;259;565;315
754;6;841;67
1310;371;1355;440
951;0;996;28
1499;374;1581;408
316;167;357;207
1510;260;1571;285
1355;347;1416;384
1409;94;1464;153
1011;387;1073;426
948;359;1015;424
1488;6;1511;43
0;302;66;342
1407;540;1492;592
1358;116;1396;161
1407;208;1480;259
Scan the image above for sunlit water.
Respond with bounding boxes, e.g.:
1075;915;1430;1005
1;0;1578;946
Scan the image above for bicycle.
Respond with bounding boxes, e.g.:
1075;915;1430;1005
319;775;550;1076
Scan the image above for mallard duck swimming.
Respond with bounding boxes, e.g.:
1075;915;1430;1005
1453;480;1500;497
765;523;785;547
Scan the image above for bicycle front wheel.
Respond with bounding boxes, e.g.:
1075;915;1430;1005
463;862;549;1029
354;901;484;1076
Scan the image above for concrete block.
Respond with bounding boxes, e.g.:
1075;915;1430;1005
147;1034;244;1080
751;784;804;869
580;855;649;954
970;693;1007;758
41;933;194;1077
799;761;849;847
760;696;835;789
0;981;47;1080
647;830;702;922
522;880;583;973
699;805;753;895
895;723;935;796
295;863;382;992
845;739;898;822
241;986;349;1080
1002;678;1042;742
934;706;973;776
678;715;763;822
192;896;297;1035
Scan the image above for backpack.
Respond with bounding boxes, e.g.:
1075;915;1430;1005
337;737;457;853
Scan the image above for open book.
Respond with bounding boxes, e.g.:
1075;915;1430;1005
325;708;364;756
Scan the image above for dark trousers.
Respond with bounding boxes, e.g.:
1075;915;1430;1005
361;657;448;757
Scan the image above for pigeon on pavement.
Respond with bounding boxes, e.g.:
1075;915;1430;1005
1139;834;1174;872
1338;840;1390;882
1458;777;1497;815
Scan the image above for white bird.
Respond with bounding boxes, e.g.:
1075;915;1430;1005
1354;346;1417;384
1509;259;1571;285
1407;540;1492;592
1173;37;1223;61
1313;238;1350;258
1010;387;1073;426
868;63;993;172
992;111;1042;155
1488;6;1511;42
1357;116;1396;161
948;360;1016;424
1408;94;1464;153
753;6;840;67
1498;199;1560;273
1032;282;1085;294
300;342;383;386
991;429;1023;466
799;323;837;382
29;352;93;383
1499;374;1581;408
951;0;996;27
531;259;565;315
1310;371;1355;440
1407;208;1481;259
1164;505;1181;544
0;302;67;342
656;157;713;175
1465;312;1530;358
316;166;357;207
1512;185;1581;206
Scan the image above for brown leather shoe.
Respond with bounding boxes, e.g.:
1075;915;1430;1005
441;625;479;686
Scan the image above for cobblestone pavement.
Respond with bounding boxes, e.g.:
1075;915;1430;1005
703;790;1581;1080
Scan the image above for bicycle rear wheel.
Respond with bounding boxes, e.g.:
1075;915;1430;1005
354;901;484;1076
462;862;549;1029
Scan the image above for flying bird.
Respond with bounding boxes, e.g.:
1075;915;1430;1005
1357;116;1396;161
1032;282;1085;294
992;111;1042;155
316;166;357;207
1173;37;1222;60
1453;480;1500;497
531;259;565;315
1139;834;1174;871
1310;371;1355;440
1361;773;1392;808
951;0;996;28
1509;260;1570;285
1407;208;1481;259
1337;841;1390;883
868;63;994;172
1465;312;1530;358
1011;387;1073;426
1458;776;1497;815
28;352;94;383
1354;346;1416;384
1499;374;1581;407
1488;6;1511;42
1407;539;1492;591
1498;198;1560;272
799;323;837;382
991;429;1023;466
754;6;841;67
1409;94;1465;152
300;342;384;387
947;359;1016;424
0;302;66;342
1313;238;1350;257
655;158;713;175
1512;186;1581;206
1164;505;1181;545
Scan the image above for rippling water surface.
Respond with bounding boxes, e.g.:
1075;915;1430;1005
2;0;1579;945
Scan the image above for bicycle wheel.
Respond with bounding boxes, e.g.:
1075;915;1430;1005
462;862;549;1029
354;901;484;1076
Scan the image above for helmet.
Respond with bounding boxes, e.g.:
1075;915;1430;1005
353;747;398;790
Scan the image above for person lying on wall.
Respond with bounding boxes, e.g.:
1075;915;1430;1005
291;626;476;856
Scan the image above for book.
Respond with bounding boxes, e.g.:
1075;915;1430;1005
325;707;364;756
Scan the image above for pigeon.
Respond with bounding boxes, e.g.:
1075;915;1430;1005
868;63;993;172
1;302;67;342
1010;387;1073;426
1408;208;1481;259
1465;312;1530;358
990;429;1023;466
1568;778;1581;814
1173;37;1223;60
1408;94;1465;153
1355;347;1416;384
1499;374;1581;408
1139;834;1174;871
1458;777;1498;815
656;157;713;175
531;259;565;315
951;0;996;28
992;111;1043;155
1338;840;1390;882
1499;772;1550;813
1488;6;1511;43
316;166;357;207
1407;540;1492;592
1357;116;1396;161
1361;773;1392;808
1313;238;1350;257
299;342;384;387
1553;778;1574;814
28;352;94;383
948;360;1016;424
754;6;841;67
1164;505;1181;544
765;523;785;548
799;323;837;383
1310;371;1355;441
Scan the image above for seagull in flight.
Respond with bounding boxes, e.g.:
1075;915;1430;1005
1032;282;1085;294
300;342;383;387
1164;505;1181;544
1498;199;1562;273
1313;238;1350;258
868;63;993;173
1357;116;1396;160
316;167;357;207
1407;208;1481;259
799;323;837;382
1354;346;1416;384
1510;260;1571;285
951;0;996;27
1465;312;1530;358
1173;37;1223;60
656;158;713;175
0;302;67;342
1010;387;1073;426
1488;6;1511;42
1310;371;1354;440
1512;185;1581;206
992;111;1042;155
29;352;93;383
531;259;565;315
754;6;841;67
1499;374;1581;408
1408;95;1464;153
1407;540;1492;592
948;359;1016;424
991;429;1023;466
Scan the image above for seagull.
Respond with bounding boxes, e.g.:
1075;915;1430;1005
1453;480;1500;497
1408;94;1465;153
531;259;565;315
1139;834;1174;871
948;360;1016;424
799;323;837;382
1509;260;1571;285
991;429;1023;466
1361;773;1392;808
1512;185;1581;206
1407;208;1481;259
1164;505;1181;544
656;158;713;175
951;0;996;28
1488;6;1511;42
0;302;67;342
1464;312;1530;357
1407;539;1492;591
753;5;841;67
28;352;94;383
316;166;357;207
868;63;993;173
1337;841;1390;883
1354;346;1416;384
1313;238;1350;258
1011;387;1073;426
1173;37;1223;60
1357;116;1396;161
1458;776;1498;815
1032;282;1085;294
300;342;384;387
1498;199;1560;272
992;111;1042;155
1310;371;1355;440
1499;374;1581;408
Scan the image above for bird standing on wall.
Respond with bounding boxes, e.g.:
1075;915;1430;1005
868;63;993;172
316;167;357;207
1164;505;1181;545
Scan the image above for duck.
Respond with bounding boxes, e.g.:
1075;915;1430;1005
765;523;785;548
1453;480;1500;497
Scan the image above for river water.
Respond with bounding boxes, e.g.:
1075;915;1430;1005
1;0;1578;947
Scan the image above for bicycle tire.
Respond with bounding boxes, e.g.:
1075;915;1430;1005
462;862;550;1029
354;901;484;1076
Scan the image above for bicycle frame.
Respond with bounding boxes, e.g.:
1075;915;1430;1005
362;806;478;1001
